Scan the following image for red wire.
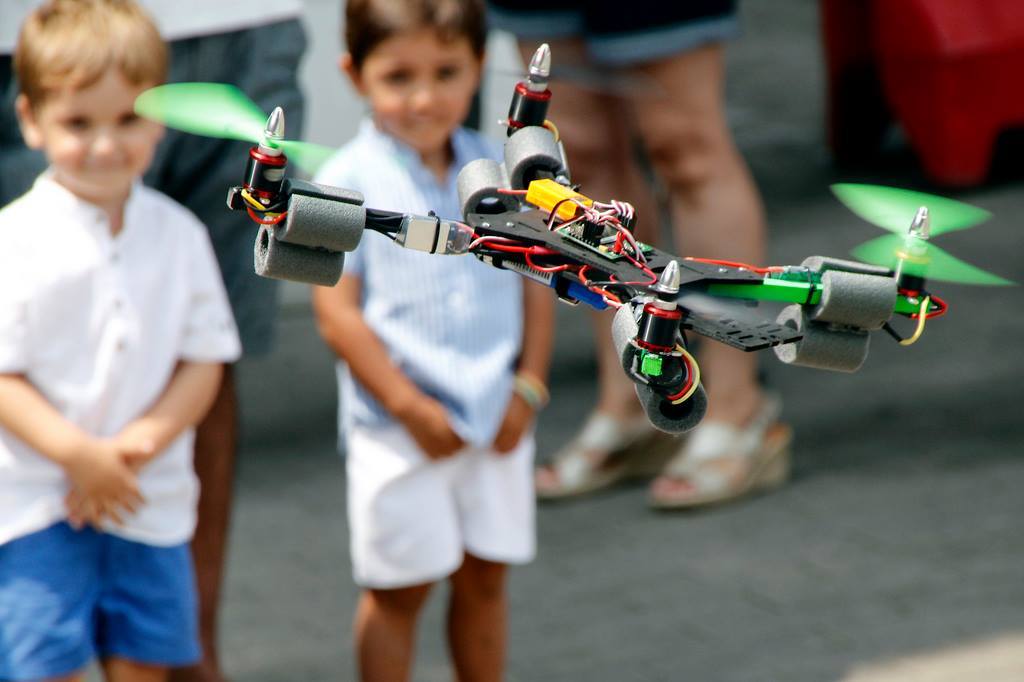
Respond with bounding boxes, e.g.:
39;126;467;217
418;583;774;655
546;197;582;228
601;290;623;306
683;256;782;274
622;254;659;285
246;206;288;226
483;241;559;256
604;253;657;286
919;294;948;319
928;295;948;318
577;266;622;306
473;239;532;254
901;289;949;319
524;251;572;272
665;353;696;403
613;232;625;254
497;188;528;195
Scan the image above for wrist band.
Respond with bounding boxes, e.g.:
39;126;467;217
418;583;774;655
513;371;549;411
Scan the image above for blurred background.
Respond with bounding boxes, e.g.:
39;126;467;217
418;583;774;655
220;1;1024;680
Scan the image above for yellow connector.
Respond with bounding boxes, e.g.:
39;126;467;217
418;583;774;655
525;178;592;222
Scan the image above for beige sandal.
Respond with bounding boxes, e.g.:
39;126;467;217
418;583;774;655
648;395;792;510
536;413;675;500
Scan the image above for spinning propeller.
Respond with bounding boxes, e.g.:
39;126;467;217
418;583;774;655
833;183;1012;286
134;83;335;174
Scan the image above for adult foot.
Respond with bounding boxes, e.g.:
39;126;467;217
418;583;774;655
536;412;673;499
648;394;792;509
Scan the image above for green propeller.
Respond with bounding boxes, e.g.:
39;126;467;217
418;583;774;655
851;234;1013;285
831;183;991;236
134;82;334;173
833;183;1012;286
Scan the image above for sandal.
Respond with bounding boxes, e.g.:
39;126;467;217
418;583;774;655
648;394;792;510
535;413;675;500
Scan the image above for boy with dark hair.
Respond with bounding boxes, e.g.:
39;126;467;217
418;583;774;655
312;0;554;679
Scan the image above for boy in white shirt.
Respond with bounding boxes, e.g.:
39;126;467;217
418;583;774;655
0;1;240;680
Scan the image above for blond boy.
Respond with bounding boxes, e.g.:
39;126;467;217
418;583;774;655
0;2;240;680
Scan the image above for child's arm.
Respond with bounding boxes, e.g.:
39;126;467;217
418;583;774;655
114;361;224;467
64;361;222;525
312;275;464;458
493;280;556;453
0;373;143;525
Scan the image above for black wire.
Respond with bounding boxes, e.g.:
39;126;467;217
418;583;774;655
882;322;905;343
364;208;405;237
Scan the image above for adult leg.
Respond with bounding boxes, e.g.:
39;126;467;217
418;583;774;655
355;583;434;682
103;658;167;682
631;44;765;423
518;39;659;419
170;367;236;682
447;553;508;682
157;20;306;680
628;45;786;501
515;40;662;496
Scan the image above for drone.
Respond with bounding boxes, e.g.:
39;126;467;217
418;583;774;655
135;45;1012;434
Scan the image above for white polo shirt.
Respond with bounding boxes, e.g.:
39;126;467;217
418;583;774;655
0;175;241;547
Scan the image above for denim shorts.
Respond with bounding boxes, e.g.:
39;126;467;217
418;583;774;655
487;0;740;66
0;522;199;681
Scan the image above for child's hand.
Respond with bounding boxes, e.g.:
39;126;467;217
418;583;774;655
397;397;465;459
492;393;534;455
113;424;159;472
62;439;143;528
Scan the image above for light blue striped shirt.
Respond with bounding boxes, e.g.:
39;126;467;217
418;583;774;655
315;119;523;446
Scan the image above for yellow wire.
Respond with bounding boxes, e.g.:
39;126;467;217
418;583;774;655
899;296;930;346
670;345;702;404
240;188;267;211
542;119;560;142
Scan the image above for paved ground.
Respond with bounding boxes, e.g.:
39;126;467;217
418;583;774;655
218;3;1024;680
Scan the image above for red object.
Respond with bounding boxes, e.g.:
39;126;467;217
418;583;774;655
514;81;551;101
821;0;1024;187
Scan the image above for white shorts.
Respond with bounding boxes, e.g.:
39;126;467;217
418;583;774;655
345;425;536;589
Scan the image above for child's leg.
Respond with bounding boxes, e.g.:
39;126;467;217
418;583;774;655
102;658;167;682
355;583;434;682
447;553;508;682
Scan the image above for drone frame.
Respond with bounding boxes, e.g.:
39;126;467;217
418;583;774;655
219;47;953;433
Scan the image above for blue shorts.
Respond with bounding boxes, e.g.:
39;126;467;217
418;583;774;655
0;522;199;681
487;0;741;66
